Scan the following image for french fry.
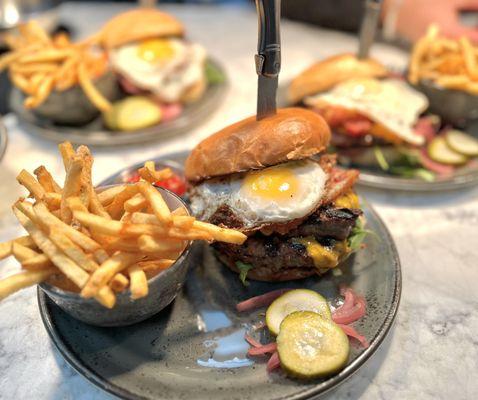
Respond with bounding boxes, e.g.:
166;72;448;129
172;207;188;216
95;285;116;309
13;206;89;289
109;273;129;293
0;242;12;260
106;185;138;219
106;238;140;253
34;166;62;193
18;49;73;64
73;210;213;240
9;72;33;94
78;61;112;112
58;142;75;171
17;169;45;200
139;259;175;279
60;156;84;223
24;75;54;108
128;264;148;300
137;235;185;254
48;228;99;273
137;166;173;183
137;181;171;224
124;193;147;212
11;242;40;262
97;185;126;206
81;252;142;298
0;268;57;300
32;202;107;262
43;192;62;210
459;37;478;80
65;196;88;213
21;254;53;270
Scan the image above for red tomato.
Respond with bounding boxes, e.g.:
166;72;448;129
127;173;141;183
155;174;187;196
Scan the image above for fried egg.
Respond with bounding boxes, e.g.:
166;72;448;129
305;78;428;146
190;160;328;229
110;38;206;102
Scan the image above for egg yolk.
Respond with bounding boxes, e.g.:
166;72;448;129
243;166;299;201
137;39;175;63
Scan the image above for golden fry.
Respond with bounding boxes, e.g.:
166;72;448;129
43;192;62;210
24;75;54;108
34;166;62;193
109;273;129;293
137;181;171;224
17;169;46;200
11;242;40;262
60;156;84;223
128;264;148;300
97;185;127;206
106;185;138;219
78;62;112;112
58;142;75;171
81;252;142;298
22;254;52;270
124;193;147;212
0;268;57;301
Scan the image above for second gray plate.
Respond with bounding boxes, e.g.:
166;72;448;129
10;59;227;148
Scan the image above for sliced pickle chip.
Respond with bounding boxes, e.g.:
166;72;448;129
428;136;468;165
277;311;349;379
104;96;162;132
445;130;478;157
266;289;331;336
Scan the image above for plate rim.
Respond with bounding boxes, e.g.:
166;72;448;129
0;119;8;162
38;153;402;400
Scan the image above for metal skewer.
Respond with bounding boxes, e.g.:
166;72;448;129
357;0;383;59
255;0;281;120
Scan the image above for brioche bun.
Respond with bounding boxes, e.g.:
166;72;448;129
101;9;184;49
185;107;331;182
288;53;388;104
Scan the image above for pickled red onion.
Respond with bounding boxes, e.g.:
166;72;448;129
236;289;292;312
247;342;277;356
244;334;262;348
338;324;369;348
267;352;281;372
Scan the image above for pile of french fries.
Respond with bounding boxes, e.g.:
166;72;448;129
0;142;246;308
409;25;478;95
0;21;112;111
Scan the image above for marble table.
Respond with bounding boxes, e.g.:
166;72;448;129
0;2;477;400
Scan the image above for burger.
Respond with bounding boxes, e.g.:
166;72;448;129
100;9;207;107
288;54;441;177
185;108;363;282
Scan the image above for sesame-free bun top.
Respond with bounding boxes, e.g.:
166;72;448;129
100;9;185;49
288;53;388;104
185;108;331;182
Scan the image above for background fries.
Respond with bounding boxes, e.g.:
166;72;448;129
0;142;247;308
0;21;111;110
409;25;478;95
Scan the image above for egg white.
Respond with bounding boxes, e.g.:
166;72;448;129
190;160;328;229
110;38;206;103
305;78;428;146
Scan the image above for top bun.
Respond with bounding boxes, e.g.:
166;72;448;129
288;53;388;104
185;108;331;182
101;9;184;49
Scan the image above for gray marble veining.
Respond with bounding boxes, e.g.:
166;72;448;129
1;2;477;400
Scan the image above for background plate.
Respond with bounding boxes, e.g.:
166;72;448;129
10;59;227;147
38;152;401;400
277;82;478;192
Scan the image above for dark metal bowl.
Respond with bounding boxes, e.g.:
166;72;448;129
38;186;192;327
29;71;122;126
413;79;478;131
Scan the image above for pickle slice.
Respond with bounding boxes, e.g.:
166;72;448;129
445;130;478;157
428;136;468;165
277;311;349;379
266;289;331;336
104;96;162;132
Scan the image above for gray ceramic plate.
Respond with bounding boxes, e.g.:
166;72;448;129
9;59;227;147
277;82;478;192
38;152;401;400
0;119;7;162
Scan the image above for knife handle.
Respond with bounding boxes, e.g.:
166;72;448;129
255;0;281;78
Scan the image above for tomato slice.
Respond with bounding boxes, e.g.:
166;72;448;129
155;174;187;196
127;173;141;183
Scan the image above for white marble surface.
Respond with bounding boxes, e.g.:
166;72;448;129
0;2;477;400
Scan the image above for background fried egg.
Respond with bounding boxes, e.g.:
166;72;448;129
305;78;428;146
110;38;206;103
190;160;328;229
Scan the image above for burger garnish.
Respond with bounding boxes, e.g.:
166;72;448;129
185;108;364;282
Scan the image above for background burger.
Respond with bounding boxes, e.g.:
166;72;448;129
288;54;442;176
185;108;363;282
100;9;207;108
